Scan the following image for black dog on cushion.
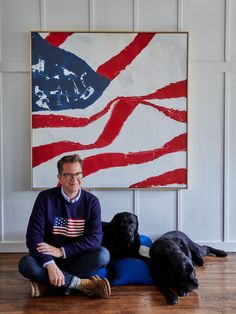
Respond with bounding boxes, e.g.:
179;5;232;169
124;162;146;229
149;230;227;305
102;212;146;261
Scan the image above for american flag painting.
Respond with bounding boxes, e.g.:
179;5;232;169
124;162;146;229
52;217;85;237
31;31;188;189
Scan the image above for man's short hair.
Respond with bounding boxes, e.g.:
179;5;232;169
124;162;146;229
57;154;83;174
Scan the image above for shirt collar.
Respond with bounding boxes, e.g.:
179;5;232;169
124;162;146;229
61;187;81;203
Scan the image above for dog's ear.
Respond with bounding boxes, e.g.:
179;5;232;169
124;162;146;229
184;261;195;275
110;213;119;224
108;213;120;232
179;241;192;259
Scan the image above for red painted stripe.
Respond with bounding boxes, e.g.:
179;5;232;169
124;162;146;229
96;33;156;80
32;87;186;167
32;131;186;169
45;32;74;47
129;168;187;188
32;100;137;167
32;98;113;128
147;79;187;100
32;101;186;128
32;79;187;128
141;101;187;122
82;133;187;176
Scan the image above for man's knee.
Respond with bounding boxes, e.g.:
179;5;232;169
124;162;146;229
18;254;31;276
18;254;42;279
98;246;110;267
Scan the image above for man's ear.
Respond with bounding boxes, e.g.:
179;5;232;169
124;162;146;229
57;174;62;186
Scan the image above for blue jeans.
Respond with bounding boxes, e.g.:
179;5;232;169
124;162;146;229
18;247;110;295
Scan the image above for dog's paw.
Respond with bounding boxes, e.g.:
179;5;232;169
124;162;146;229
167;295;179;305
216;250;228;257
139;245;150;258
194;257;205;266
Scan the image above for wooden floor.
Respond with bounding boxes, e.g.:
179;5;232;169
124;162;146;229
0;253;236;314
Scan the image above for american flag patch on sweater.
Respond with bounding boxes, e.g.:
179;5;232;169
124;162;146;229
52;217;85;237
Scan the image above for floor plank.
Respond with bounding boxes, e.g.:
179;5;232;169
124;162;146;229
0;253;235;313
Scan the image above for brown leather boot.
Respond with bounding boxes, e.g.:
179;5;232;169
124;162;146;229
29;280;47;297
79;277;111;298
90;275;101;281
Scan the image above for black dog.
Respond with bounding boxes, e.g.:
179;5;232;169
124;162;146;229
149;231;228;305
102;212;143;260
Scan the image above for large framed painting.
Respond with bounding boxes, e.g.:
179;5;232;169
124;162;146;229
31;31;188;189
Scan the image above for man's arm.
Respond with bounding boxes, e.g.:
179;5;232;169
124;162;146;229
26;192;55;266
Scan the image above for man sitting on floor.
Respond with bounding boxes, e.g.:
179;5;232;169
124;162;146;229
18;154;111;298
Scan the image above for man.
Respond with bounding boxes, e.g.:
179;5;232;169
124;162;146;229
18;154;111;298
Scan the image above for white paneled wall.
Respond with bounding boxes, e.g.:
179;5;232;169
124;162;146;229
0;0;236;252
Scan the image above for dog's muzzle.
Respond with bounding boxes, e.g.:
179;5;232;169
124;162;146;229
121;230;134;246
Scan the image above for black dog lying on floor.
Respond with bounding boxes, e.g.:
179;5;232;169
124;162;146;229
102;212;145;260
149;230;228;305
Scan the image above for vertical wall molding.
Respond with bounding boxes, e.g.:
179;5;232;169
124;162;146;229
40;0;46;30
89;0;94;31
0;2;2;242
0;1;2;62
223;0;231;242
177;0;183;32
0;73;3;242
133;0;138;31
176;0;183;231
224;74;230;242
176;190;183;230
225;0;231;62
133;190;139;217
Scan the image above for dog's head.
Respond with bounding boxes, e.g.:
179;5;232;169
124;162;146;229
109;212;139;246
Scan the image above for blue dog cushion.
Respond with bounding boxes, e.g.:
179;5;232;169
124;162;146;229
139;234;152;247
109;257;154;285
97;234;154;285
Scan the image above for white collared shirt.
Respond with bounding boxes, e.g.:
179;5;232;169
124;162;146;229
60;186;81;203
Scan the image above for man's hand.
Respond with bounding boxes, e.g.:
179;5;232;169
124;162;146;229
46;263;65;286
37;242;64;258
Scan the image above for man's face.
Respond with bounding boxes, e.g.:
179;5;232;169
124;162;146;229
58;162;83;197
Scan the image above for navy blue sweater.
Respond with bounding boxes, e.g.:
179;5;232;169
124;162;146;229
26;187;102;266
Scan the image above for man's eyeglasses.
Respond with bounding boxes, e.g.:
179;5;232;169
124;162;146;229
61;172;83;181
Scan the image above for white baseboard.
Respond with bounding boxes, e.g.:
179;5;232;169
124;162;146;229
0;243;27;253
197;241;236;252
1;242;236;253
